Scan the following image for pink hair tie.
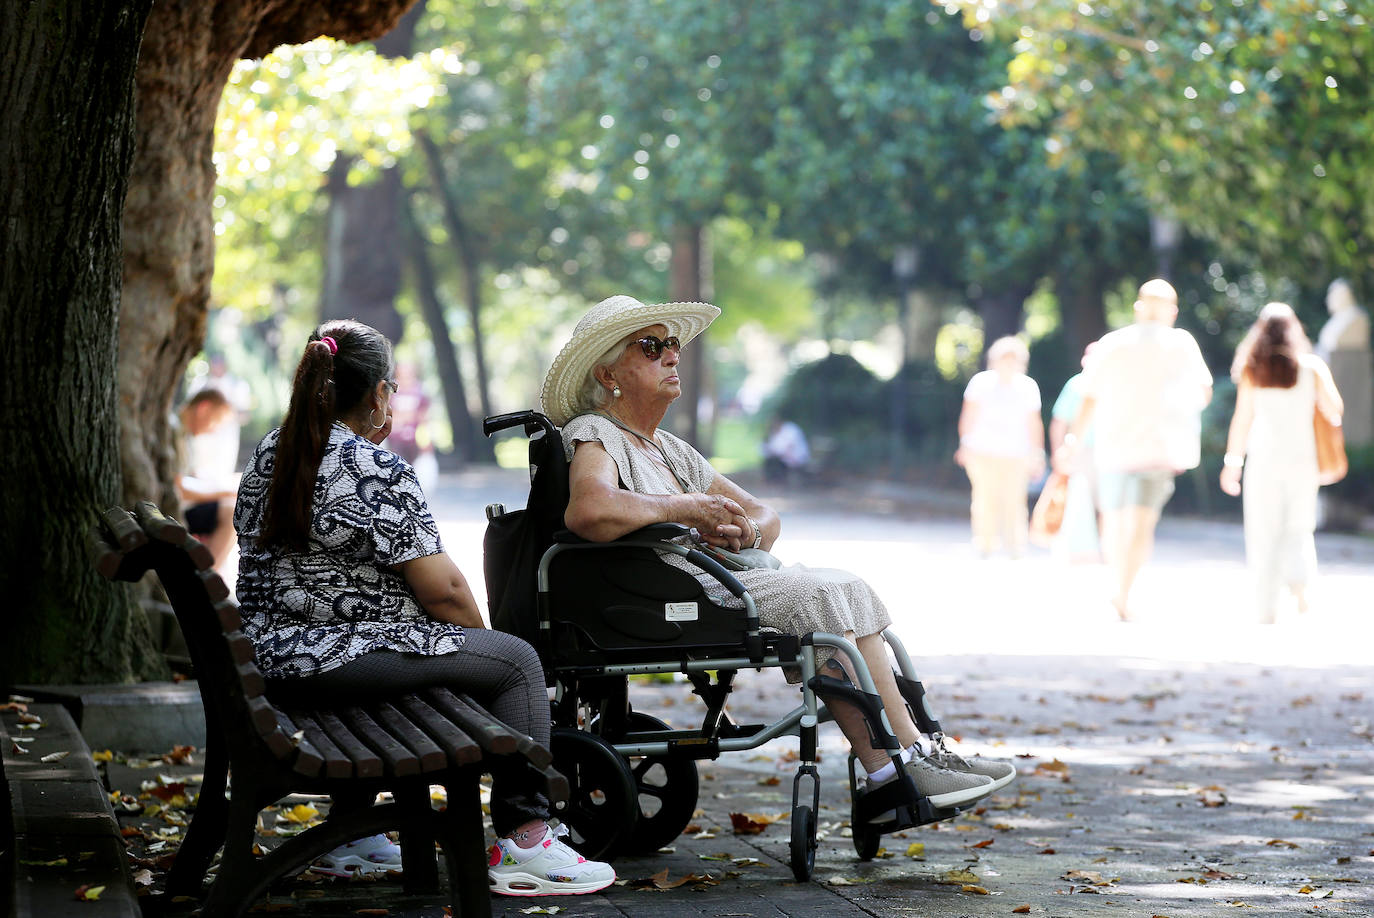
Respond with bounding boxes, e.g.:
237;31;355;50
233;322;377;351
320;335;338;355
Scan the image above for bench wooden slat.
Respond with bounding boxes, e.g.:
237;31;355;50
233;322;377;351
236;662;266;700
225;632;256;665
423;688;521;759
393;695;483;768
341;706;420;777
537;763;571;805
272;709;325;778
281;710;354;779
213;599;242;632
246;696;295;759
198;569;230;602
371;702;448;774
101;506;146;551
315;710;384;778
134;499;186;543
88;528;127;580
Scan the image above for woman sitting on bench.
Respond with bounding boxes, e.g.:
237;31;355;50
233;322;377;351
542;295;1015;814
233;319;614;897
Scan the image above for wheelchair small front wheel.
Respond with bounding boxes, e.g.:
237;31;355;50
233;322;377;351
550;728;638;861
789;803;816;882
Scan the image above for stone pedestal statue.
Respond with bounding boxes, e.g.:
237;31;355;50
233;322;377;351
1316;279;1373;447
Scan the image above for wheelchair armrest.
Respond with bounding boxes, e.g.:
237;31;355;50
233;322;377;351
552;523;689;545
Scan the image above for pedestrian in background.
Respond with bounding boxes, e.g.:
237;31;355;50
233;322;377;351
1060;279;1213;621
762;415;811;485
1220;302;1343;623
1048;343;1101;563
955;336;1045;559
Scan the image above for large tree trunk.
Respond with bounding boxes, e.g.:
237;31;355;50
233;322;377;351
119;0;421;517
400;192;484;463
0;0;165;683
669;223;712;450
320;159;406;343
418;133;497;435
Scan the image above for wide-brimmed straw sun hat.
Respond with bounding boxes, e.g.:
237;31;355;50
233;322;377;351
540;294;720;426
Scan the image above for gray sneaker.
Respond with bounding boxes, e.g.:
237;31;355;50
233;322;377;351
928;745;1017;793
867;756;993;811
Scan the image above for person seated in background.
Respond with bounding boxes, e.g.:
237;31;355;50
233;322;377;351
176;388;240;569
762;415;812;484
541;294;1015;819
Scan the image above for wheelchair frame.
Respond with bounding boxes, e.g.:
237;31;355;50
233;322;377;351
483;410;971;880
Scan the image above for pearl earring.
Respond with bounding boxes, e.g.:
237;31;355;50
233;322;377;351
612;385;622;398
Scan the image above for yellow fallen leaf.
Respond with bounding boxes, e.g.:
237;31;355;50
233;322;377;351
74;885;105;901
905;842;925;857
1298;885;1314;894
278;803;321;824
961;884;991;895
91;750;114;762
937;868;982;885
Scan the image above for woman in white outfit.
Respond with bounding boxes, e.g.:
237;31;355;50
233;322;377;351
1220;303;1343;623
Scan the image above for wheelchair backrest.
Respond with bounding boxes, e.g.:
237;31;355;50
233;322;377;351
482;412;569;646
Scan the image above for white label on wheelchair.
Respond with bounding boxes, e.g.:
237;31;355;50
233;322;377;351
664;601;699;621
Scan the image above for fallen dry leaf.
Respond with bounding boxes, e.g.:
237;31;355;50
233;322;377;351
161;745;195;765
73;884;106;901
1264;838;1300;849
937;868;982;886
961;884;991;895
1013;907;1031;914
728;812;780;835
970;839;995;849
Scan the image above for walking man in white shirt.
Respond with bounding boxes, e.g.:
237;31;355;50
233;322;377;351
1060;279;1213;620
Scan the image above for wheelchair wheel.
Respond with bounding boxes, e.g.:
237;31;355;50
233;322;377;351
620;712;699;853
789;803;816;882
550;728;638;861
851;795;881;861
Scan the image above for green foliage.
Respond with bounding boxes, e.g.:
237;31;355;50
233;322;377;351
964;0;1374;300
214;40;448;316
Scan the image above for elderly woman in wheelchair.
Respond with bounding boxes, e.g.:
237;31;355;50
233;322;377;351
513;294;1014;874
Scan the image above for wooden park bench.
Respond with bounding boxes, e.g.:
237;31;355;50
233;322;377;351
90;502;567;918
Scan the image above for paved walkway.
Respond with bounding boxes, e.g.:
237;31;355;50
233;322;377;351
102;470;1374;915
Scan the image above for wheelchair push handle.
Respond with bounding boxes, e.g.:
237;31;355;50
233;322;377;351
483;410;557;440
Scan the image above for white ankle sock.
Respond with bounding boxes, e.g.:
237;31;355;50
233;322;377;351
866;760;898;782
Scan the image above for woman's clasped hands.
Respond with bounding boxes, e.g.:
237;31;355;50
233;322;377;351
680;493;749;551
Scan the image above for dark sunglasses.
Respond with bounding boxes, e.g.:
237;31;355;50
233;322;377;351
634;335;681;361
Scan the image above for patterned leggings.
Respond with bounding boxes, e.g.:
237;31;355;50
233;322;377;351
275;629;549;835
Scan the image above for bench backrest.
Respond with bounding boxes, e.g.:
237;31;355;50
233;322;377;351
92;503;308;770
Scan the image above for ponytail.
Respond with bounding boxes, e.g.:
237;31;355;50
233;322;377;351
260;320;394;551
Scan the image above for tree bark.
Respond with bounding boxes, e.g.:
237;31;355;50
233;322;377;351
400;192;485;463
119;0;421;518
669;223;710;450
320;158;406;343
0;0;420;684
0;0;164;683
417;133;496;433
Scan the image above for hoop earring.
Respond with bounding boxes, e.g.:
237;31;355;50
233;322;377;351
612;385;622;398
369;407;386;430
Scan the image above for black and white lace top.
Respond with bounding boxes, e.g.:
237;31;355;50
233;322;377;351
234;423;464;679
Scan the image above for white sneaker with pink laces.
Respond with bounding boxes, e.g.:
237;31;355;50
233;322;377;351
487;823;615;896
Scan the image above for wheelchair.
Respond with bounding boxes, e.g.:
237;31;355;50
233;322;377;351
481;410;977;880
